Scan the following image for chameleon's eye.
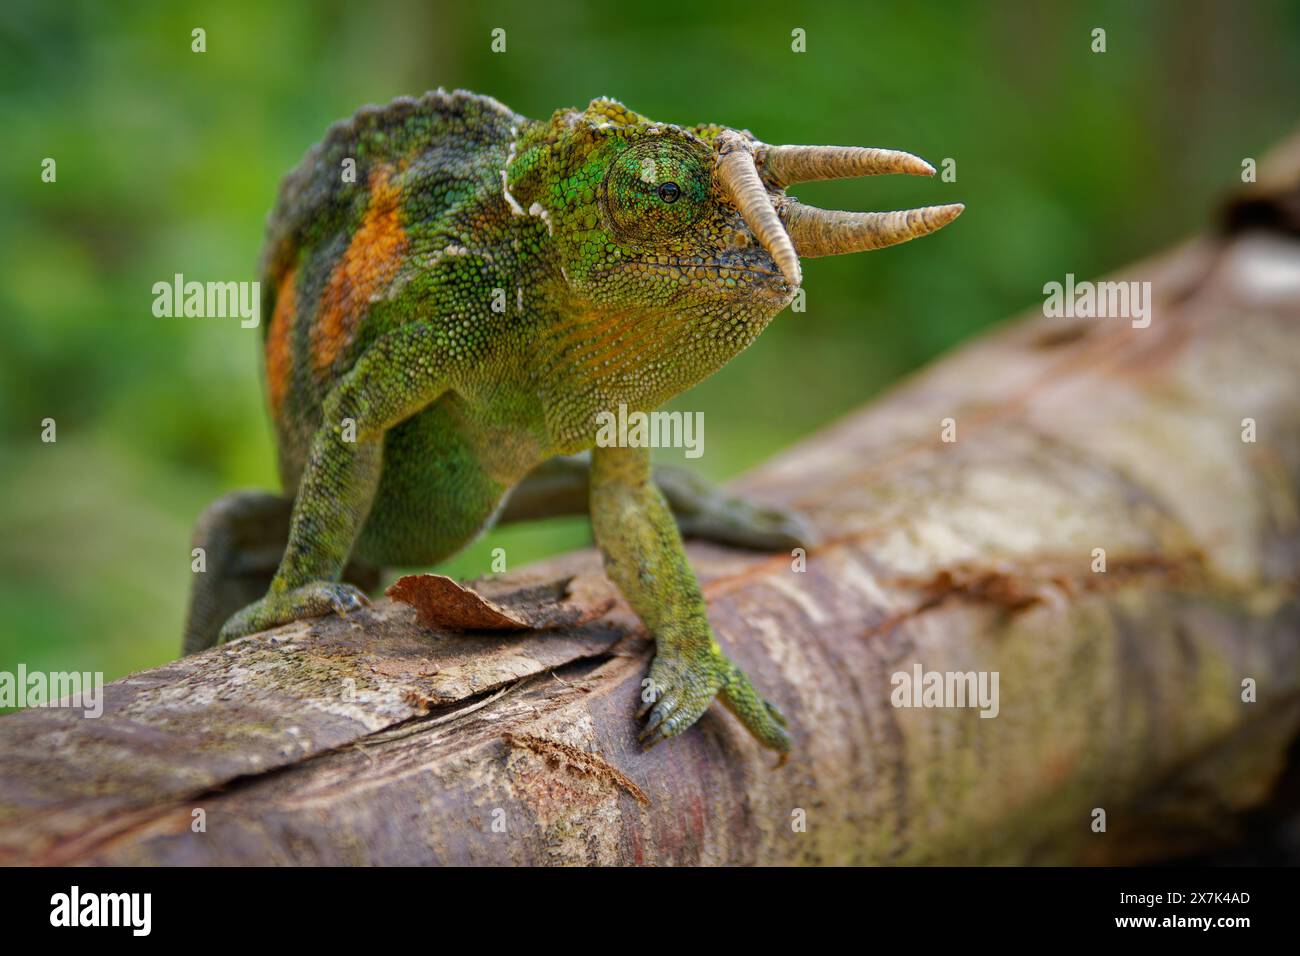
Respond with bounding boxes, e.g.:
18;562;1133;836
604;139;707;243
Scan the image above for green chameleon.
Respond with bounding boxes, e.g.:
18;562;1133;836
184;89;961;753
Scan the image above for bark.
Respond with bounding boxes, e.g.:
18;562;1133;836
3;142;1300;866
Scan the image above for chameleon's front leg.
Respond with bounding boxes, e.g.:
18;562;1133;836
219;325;449;641
589;443;790;752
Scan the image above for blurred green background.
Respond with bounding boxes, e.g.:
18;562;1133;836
1;0;1297;684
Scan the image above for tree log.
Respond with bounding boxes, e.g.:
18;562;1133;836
3;146;1300;866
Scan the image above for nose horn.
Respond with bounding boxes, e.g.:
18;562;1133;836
714;131;802;286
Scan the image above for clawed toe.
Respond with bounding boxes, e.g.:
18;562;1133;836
639;688;685;745
635;650;727;750
217;580;370;644
329;584;370;614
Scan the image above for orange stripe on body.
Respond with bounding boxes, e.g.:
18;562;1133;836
313;165;409;374
579;328;664;382
265;266;297;416
553;309;633;350
553;309;643;369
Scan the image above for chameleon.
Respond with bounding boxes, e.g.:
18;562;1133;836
183;89;961;753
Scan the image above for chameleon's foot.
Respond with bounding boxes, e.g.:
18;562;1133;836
655;466;820;551
638;642;791;753
218;581;369;643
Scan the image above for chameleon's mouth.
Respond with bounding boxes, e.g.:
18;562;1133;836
602;253;794;301
713;131;965;287
613;255;783;279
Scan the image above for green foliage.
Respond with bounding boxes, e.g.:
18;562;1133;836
1;0;1296;682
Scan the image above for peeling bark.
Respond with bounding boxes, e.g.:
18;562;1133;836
3;146;1300;866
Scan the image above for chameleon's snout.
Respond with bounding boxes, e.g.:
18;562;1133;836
713;131;964;287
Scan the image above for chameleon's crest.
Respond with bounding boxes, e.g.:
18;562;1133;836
583;96;653;128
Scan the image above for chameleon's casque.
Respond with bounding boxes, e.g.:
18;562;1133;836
185;89;962;753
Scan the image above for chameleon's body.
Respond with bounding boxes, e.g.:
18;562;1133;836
185;90;960;751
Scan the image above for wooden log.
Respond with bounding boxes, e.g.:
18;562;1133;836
3;149;1300;866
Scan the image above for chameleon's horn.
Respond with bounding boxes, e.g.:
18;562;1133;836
715;131;802;286
779;202;965;257
760;144;935;186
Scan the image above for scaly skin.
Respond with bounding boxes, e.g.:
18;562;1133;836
191;89;953;753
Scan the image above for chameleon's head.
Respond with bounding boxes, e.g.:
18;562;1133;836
507;98;962;352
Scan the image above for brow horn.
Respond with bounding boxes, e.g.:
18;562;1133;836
715;131;802;286
761;144;936;185
779;202;966;258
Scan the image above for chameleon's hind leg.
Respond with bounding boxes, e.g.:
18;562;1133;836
499;453;820;550
182;490;290;654
182;490;378;654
